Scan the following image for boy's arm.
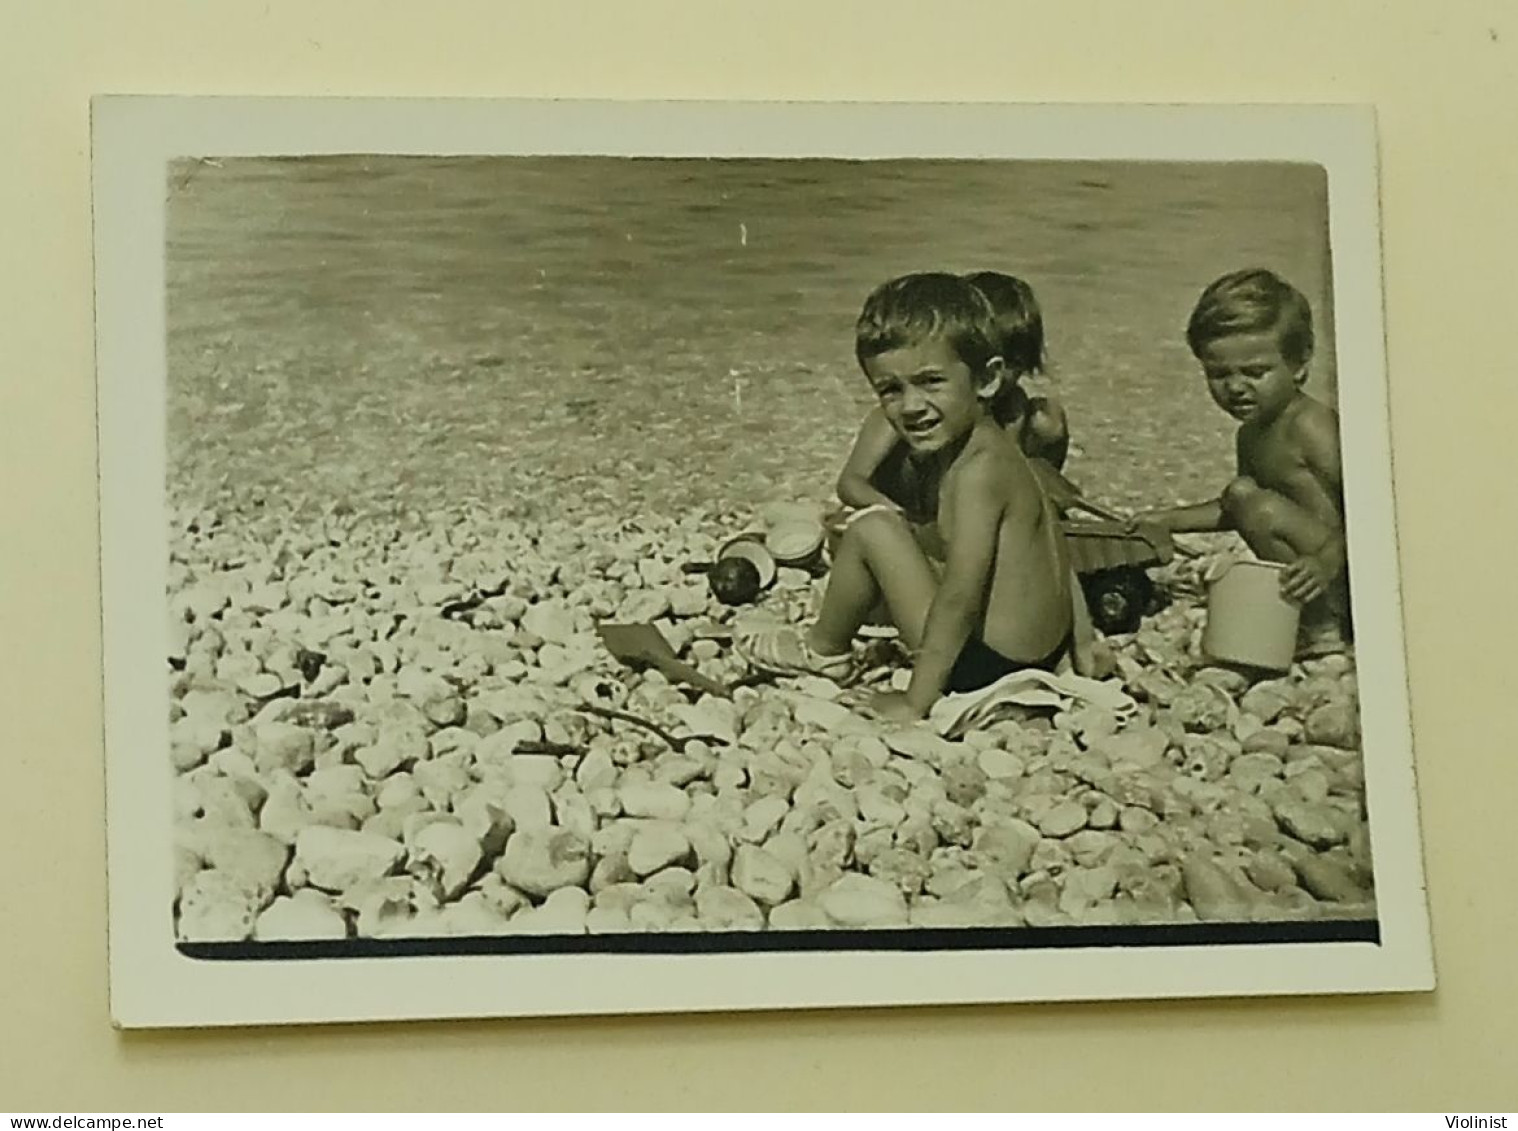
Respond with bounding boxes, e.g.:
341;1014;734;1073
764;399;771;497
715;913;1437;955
836;407;904;511
903;453;1009;716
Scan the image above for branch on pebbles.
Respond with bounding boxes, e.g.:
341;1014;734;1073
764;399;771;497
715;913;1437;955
575;703;730;753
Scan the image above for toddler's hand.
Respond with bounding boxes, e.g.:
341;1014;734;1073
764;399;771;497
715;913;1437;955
1280;556;1330;605
867;690;926;723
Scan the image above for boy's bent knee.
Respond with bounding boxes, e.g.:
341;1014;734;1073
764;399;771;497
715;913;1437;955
1220;476;1262;518
844;506;913;545
1223;477;1291;531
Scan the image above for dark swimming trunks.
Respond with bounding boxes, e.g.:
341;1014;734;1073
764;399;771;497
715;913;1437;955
946;633;1071;695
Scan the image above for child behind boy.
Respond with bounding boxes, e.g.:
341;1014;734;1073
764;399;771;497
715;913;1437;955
1132;267;1351;655
834;269;1070;523
737;273;1073;721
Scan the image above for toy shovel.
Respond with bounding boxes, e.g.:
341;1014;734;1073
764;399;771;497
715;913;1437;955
595;622;731;698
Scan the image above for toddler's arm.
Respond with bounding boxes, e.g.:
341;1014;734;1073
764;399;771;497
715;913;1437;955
836;407;905;512
1280;407;1348;603
1025;395;1071;471
904;453;1008;716
1131;499;1224;534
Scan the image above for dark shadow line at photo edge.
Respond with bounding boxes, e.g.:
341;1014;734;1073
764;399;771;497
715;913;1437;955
181;919;1380;961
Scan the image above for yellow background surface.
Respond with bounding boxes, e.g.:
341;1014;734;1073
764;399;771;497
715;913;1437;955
2;0;1512;1111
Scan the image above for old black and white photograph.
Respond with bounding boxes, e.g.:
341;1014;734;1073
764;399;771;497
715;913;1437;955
94;98;1433;1027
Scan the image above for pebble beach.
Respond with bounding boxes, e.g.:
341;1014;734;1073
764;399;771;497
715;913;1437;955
163;156;1372;942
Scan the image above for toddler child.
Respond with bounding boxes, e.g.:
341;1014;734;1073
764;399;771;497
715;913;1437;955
1131;267;1350;656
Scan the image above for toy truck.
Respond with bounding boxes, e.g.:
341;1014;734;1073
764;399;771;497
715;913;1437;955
1063;519;1176;635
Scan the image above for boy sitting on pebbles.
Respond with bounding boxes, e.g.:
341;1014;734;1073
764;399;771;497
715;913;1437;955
736;272;1074;721
1130;268;1351;656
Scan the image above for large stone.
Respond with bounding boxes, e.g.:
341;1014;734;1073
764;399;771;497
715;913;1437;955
178;822;290;905
741;795;790;842
254;891;349;941
1228;751;1286;788
575;748;619;793
971;813;1044;880
767;899;832;930
551;785;598;842
1059;865;1120;916
413;756;472;809
498;785;552;834
407;819;484;899
694;885;765;931
1293;853;1365;903
801;820;856;895
1245;850;1297;892
1273;800;1348;849
376;773;423;812
497;827;591;897
171;715;226;772
177;870;261;942
731;844;794;906
684;819;733;885
258;774;314;844
281;699;357;732
438;893;513;936
1240;680;1294;724
673;697;740;746
1168;683;1234;732
522;600;578;647
254;721;317;776
867;849;932;898
184;770;260;829
294;826;405;893
1181;855;1251;922
1037;801;1088;838
1092;726;1169;769
794;769;858;824
977;748;1025;780
500;754;567;793
1066;829;1119;868
508;886;591;935
618;780;692;821
855;784;907;828
1305;701;1360;749
819;874;910;927
453;789;514;857
628;823;693;876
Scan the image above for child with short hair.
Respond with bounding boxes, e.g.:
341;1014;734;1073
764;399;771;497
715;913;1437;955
834;270;1070;521
737;273;1074;720
1131;267;1350;655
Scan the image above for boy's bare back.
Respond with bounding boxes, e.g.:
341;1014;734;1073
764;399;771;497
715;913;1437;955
934;418;1071;663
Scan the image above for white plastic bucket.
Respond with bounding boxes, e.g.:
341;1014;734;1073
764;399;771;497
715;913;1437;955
1202;559;1300;672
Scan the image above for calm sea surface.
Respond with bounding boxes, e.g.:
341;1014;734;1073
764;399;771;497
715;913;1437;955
166;157;1334;520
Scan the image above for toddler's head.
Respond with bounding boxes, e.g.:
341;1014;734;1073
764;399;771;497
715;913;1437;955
855;273;1000;376
963;270;1045;380
1186;268;1315;369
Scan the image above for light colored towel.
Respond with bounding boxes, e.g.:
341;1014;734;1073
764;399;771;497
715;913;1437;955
928;667;1137;741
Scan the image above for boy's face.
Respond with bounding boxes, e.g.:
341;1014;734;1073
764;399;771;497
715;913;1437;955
1196;331;1306;424
862;335;1000;455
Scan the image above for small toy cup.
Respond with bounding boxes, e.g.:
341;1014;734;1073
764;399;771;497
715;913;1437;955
766;518;826;570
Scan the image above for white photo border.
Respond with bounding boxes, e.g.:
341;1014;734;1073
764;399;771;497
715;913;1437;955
93;96;1433;1029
